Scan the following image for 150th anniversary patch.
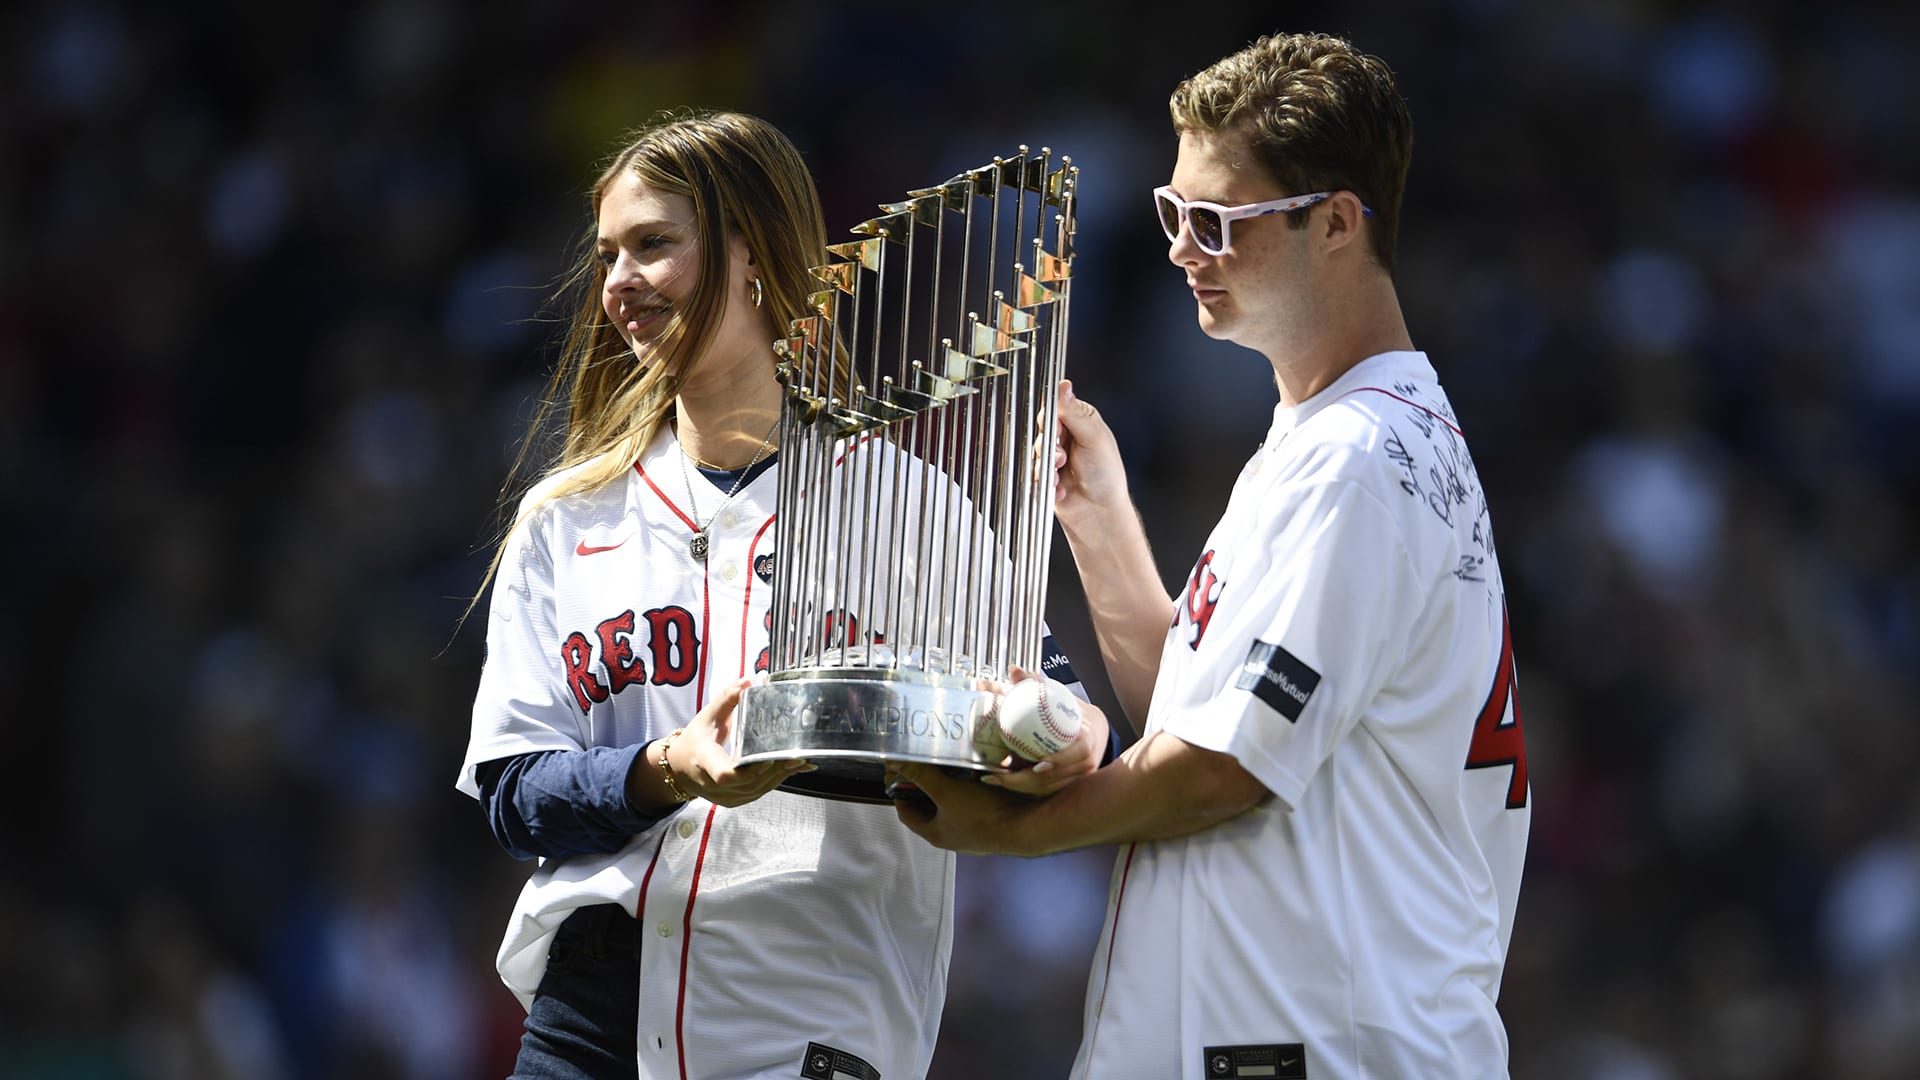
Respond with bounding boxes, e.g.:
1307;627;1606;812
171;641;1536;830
1235;640;1321;722
1204;1043;1307;1078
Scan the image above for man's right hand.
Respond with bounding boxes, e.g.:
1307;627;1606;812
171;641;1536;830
1053;380;1131;535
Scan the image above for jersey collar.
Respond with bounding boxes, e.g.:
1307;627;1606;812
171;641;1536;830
1265;350;1435;450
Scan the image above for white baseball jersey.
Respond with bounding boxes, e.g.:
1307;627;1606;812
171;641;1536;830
1072;352;1530;1080
460;425;1069;1080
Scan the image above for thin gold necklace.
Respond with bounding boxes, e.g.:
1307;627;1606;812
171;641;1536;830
679;417;779;562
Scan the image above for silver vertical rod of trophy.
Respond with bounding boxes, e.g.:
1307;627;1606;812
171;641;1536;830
966;309;1004;673
998;147;1036;671
974;168;1011;675
1026;151;1062;667
912;318;956;668
1025;151;1061;666
773;323;814;669
918;205;954;672
981;154;1017;675
853;392;879;660
853;251;889;663
780;333;827;669
887;369;918;668
952;378;983;668
769;356;792;669
1006;152;1042;668
806;295;847;666
883;220;918;669
799;336;831;668
844;231;891;662
1010;150;1041;669
1016;160;1070;670
768;332;790;666
1029;204;1074;664
897;219;941;671
948;170;983;672
809;308;842;665
913;386;953;670
1009;283;1037;668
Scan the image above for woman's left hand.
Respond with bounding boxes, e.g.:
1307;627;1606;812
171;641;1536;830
982;668;1109;798
669;678;814;807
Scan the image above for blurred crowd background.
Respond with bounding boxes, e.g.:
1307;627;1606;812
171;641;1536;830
4;0;1918;1077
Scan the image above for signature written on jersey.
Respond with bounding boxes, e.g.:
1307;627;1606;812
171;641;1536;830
1377;386;1495;581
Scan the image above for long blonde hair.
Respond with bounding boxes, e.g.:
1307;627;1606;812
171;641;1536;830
472;110;832;611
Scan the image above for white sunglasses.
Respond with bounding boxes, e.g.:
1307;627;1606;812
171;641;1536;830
1153;185;1371;254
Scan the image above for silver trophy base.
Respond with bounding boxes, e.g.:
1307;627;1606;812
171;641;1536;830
736;666;1005;804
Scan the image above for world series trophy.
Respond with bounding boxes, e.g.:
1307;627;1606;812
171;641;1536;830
733;146;1077;802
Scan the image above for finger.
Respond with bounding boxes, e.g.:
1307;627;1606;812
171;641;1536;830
1056;380;1103;435
888;761;965;804
893;792;937;833
702;679;749;741
744;760;811;799
690;742;741;788
992;765;1069;797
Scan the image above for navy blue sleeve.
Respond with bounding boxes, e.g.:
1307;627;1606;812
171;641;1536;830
473;745;679;861
1040;631;1122;767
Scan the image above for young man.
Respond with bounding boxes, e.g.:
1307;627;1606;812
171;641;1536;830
889;32;1531;1080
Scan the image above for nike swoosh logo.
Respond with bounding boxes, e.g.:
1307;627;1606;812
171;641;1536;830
575;539;628;556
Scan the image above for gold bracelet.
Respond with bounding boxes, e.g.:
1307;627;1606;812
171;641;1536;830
657;728;692;803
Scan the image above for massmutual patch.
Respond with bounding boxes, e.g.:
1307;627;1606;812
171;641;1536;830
1038;633;1081;687
1236;640;1321;722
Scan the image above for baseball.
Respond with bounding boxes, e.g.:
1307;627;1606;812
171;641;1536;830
996;677;1083;760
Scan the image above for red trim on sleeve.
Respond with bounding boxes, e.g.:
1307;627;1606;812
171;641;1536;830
1337;386;1465;437
674;805;719;1080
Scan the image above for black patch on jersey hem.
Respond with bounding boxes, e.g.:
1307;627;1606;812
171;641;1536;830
800;1041;881;1080
1235;640;1320;722
1203;1043;1307;1078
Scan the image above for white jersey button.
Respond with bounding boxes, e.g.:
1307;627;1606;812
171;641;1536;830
720;563;739;582
720;510;741;528
677;818;697;839
656;921;675;938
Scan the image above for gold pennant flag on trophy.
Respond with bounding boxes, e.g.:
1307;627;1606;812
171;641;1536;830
826;237;884;271
812;262;858;295
1014;271;1057;308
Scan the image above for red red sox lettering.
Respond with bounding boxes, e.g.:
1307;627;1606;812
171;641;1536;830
560;606;699;713
565;606;877;713
1179;549;1223;649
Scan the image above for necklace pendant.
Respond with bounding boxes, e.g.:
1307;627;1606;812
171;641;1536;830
689;531;710;562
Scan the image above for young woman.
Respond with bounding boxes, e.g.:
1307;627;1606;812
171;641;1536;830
457;110;1103;1080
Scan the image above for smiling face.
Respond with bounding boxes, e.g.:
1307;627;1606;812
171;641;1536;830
596;172;766;379
1165;128;1322;358
597;174;700;353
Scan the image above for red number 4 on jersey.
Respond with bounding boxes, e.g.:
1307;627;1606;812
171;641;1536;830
1465;604;1528;809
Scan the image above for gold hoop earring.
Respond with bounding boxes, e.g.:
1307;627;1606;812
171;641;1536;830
750;278;764;308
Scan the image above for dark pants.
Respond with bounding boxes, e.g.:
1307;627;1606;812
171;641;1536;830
511;904;642;1080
